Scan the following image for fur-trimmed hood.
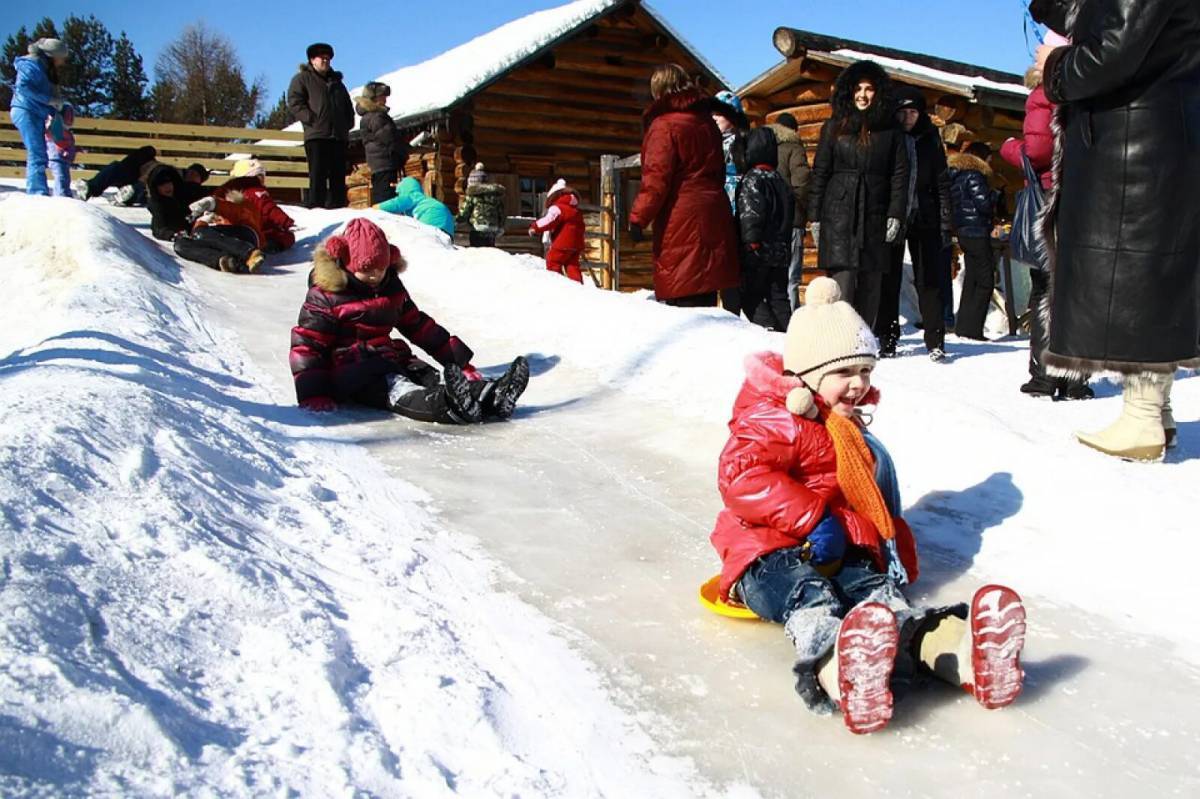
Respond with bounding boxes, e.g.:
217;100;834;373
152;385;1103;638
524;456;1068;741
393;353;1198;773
766;123;800;145
354;95;388;115
948;152;993;178
643;87;726;129
311;239;407;293
831;60;896;133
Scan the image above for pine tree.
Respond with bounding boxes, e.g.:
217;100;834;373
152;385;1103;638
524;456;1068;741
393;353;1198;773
109;32;149;120
253;92;293;129
151;22;265;127
59;15;114;116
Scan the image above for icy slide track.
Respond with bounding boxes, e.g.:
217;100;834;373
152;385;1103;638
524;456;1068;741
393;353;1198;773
4;192;1200;796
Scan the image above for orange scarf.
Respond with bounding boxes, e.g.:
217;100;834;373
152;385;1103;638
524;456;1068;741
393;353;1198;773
824;410;896;542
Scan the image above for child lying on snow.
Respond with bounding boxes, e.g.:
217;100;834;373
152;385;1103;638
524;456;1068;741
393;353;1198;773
290;218;529;423
710;277;1026;734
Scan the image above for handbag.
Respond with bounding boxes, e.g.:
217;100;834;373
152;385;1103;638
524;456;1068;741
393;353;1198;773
1009;147;1046;268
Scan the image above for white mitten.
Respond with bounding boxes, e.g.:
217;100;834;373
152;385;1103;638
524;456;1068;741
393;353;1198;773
189;196;216;218
810;222;821;249
886;217;901;243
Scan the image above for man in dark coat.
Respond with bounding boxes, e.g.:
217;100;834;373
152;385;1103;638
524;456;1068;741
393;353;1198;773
1031;0;1200;461
287;42;354;209
767;113;811;309
888;86;953;361
807;60;908;329
629;67;739;307
736;126;795;331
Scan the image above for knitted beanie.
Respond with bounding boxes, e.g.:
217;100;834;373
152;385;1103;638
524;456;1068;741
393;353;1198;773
467;162;488;186
325;219;400;274
782;277;879;417
231;159;266;179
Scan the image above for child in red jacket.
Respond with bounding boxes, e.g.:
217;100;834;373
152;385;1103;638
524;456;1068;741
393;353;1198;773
290;219;529;423
710;277;1026;734
528;179;586;283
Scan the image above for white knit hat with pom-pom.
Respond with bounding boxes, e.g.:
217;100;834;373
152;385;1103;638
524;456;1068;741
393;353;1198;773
782;277;879;417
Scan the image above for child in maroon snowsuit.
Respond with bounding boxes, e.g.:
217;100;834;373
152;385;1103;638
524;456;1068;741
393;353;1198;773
529;179;586;284
290;218;529;423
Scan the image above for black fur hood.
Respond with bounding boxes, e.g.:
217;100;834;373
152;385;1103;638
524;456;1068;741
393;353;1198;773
831;60;896;133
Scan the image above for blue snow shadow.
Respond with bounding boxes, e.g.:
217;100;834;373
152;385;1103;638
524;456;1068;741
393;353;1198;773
0;713;104;789
904;472;1024;594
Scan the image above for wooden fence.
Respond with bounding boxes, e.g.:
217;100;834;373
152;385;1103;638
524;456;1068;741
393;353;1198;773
0;112;308;189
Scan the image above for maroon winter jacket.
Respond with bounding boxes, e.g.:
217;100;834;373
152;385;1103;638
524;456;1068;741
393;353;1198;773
1000;85;1055;192
629;89;738;301
710;352;920;600
289;248;472;404
214;177;297;251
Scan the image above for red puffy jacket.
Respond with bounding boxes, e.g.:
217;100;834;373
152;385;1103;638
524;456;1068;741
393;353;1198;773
214;177;297;250
530;190;585;255
629;88;738;301
1000;86;1054;192
710;352;920;600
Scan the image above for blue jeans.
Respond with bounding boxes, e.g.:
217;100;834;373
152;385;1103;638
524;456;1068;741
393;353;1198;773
48;156;71;197
11;106;50;196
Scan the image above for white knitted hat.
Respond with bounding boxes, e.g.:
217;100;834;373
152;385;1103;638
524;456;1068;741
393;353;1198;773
782;277;879;417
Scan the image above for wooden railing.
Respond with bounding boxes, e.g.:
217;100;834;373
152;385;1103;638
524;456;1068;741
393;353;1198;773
0;112;308;189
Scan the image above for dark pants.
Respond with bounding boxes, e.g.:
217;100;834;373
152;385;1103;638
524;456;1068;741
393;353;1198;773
1028;268;1051;380
741;256;792;332
85;146;157;200
173;225;258;271
304;138;348;209
954;236;995;339
908;227;948;351
353;361;497;425
719;287;742;317
829;269;883;331
469;231;497;248
875;250;903;351
370;170;397;205
664;292;719;308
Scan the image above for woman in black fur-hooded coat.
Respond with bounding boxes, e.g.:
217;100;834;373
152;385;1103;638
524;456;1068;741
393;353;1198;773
807;60;908;324
1029;0;1200;461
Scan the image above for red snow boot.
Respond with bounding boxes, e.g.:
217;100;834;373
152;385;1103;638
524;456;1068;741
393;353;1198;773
837;602;900;735
968;585;1027;709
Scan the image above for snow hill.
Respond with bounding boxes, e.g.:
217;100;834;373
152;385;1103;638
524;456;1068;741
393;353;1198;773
2;188;1199;797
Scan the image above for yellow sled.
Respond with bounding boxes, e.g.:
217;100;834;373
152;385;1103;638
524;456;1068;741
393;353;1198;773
698;576;761;620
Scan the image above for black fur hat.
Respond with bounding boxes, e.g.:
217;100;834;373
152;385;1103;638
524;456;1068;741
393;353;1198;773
830;60;895;133
306;42;334;60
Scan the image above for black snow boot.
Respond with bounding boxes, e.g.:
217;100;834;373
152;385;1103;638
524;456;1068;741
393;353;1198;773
1020;375;1058;398
1057;381;1095;402
443;364;483;423
487;357;530;420
878;322;900;359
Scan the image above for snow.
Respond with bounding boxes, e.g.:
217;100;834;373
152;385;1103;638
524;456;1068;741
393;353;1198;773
832;49;1030;98
4;184;1200;796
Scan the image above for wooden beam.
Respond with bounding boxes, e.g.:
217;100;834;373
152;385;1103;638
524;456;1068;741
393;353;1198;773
473;93;643;126
773;27;806;59
0;128;307;159
0;110;303;141
764;104;831;125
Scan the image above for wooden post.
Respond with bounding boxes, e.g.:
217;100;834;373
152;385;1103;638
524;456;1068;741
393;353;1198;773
600;153;618;290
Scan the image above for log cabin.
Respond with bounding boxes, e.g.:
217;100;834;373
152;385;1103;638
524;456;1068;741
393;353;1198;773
337;0;727;283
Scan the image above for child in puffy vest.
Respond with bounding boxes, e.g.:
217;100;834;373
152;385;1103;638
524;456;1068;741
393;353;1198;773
709;277;1026;734
290;218;529;423
45;103;75;198
735;126;794;332
528;179;586;283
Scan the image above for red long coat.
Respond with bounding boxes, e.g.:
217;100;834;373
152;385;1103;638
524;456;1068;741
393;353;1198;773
214;177;297;251
999;86;1054;191
629;89;738;301
710;352;920;600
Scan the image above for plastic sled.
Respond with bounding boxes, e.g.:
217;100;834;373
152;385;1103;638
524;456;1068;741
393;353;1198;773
698;576;761;620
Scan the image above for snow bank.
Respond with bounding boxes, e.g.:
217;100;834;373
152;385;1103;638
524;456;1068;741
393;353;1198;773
358;211;1200;664
0;195;732;796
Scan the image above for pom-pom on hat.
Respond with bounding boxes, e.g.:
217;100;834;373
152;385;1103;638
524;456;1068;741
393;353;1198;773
324;218;400;275
782;277;879;418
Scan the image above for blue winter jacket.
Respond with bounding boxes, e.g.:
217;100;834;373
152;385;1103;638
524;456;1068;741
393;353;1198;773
12;55;55;117
378;177;456;236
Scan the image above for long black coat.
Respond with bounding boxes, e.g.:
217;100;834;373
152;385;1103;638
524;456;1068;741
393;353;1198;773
808;61;909;272
907;115;952;233
1033;0;1200;375
287;65;354;142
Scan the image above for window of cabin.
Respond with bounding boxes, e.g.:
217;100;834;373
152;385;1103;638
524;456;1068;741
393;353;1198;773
518;177;550;217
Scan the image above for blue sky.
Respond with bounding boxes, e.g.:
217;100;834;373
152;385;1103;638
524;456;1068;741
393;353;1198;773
3;1;1038;101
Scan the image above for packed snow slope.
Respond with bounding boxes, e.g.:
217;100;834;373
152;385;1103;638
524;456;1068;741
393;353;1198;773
0;193;741;797
3;188;1199;798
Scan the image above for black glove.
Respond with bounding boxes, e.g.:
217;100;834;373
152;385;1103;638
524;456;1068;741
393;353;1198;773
629;223;644;243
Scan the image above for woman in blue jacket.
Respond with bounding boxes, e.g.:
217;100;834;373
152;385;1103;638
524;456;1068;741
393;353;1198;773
11;38;69;196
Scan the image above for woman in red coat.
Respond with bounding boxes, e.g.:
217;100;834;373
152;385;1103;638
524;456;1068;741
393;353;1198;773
628;64;738;307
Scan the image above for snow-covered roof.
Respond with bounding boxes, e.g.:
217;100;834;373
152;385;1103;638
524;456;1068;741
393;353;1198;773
831;49;1028;98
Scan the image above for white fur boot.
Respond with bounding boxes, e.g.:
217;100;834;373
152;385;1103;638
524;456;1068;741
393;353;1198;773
1075;373;1168;462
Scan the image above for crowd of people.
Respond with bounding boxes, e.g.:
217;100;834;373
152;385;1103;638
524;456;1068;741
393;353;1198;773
7;0;1199;736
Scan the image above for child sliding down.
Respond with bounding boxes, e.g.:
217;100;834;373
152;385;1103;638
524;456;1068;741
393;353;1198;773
710;277;1026;734
290;218;529;423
